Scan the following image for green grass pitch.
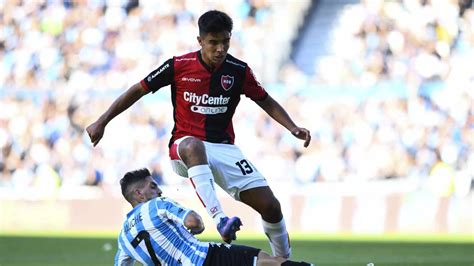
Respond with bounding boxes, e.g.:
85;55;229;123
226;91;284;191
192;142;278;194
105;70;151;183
0;233;472;265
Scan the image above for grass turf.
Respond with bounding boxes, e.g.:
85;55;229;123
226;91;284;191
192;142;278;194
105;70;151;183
0;233;472;266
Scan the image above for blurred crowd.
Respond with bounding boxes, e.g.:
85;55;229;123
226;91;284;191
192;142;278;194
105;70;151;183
0;0;472;198
274;0;473;197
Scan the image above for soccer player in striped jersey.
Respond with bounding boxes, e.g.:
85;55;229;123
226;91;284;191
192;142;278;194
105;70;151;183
115;168;314;266
87;10;311;257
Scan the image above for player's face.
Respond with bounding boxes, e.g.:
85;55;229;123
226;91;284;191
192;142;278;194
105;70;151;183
198;31;231;68
140;176;162;202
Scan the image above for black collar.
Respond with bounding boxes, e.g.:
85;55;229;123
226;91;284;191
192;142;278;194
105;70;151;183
198;50;225;72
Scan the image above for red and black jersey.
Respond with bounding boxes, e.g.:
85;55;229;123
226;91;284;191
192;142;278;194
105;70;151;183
140;51;268;146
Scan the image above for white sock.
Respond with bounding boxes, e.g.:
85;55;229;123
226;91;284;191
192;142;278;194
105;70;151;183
188;165;226;225
262;218;292;258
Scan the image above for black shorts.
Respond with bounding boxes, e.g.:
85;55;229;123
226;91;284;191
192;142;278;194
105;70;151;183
202;242;261;266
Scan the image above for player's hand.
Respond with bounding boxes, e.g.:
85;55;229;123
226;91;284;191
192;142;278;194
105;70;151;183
291;127;311;148
190;224;205;235
86;121;105;147
191;213;205;235
185;211;205;235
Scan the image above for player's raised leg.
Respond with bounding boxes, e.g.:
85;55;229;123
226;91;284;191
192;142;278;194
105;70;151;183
175;136;241;243
240;186;292;258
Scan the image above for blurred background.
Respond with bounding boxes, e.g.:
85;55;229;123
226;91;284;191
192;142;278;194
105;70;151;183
0;0;472;236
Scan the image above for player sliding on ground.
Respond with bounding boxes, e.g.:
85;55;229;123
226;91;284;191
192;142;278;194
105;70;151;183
115;168;314;266
87;10;311;256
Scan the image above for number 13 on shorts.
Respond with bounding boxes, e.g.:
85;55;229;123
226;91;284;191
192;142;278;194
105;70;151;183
204;142;268;199
235;159;254;175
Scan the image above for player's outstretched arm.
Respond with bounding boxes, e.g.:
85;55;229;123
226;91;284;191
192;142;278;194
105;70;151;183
255;94;311;147
86;82;149;146
184;210;205;235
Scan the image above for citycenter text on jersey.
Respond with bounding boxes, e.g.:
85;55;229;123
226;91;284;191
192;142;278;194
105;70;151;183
183;92;230;105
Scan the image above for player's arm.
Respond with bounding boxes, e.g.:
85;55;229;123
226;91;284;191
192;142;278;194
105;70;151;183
87;59;173;147
86;82;149;146
244;66;311;147
157;197;204;235
255;94;310;147
183;210;205;235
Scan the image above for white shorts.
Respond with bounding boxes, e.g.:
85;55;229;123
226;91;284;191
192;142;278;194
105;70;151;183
169;137;268;200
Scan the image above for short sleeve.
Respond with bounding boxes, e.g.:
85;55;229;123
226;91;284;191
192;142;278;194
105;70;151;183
243;66;268;101
140;58;174;93
154;197;192;226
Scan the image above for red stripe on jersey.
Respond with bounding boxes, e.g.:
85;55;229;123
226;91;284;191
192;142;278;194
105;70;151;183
170;52;210;144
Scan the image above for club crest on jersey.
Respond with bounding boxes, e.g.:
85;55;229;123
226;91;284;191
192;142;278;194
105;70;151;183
221;75;234;91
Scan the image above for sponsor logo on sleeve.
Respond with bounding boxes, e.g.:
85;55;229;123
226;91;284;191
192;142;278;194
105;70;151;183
147;63;170;82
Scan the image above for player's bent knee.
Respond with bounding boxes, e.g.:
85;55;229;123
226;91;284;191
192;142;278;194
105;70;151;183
178;137;207;164
180;138;205;153
180;137;205;151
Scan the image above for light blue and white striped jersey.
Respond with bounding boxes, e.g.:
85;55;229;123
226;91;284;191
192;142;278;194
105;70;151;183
115;197;210;266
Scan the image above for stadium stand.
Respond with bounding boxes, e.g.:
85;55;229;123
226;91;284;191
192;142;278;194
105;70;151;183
0;0;472;204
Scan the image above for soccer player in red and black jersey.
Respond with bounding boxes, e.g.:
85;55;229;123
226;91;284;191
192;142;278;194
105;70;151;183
87;10;311;258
